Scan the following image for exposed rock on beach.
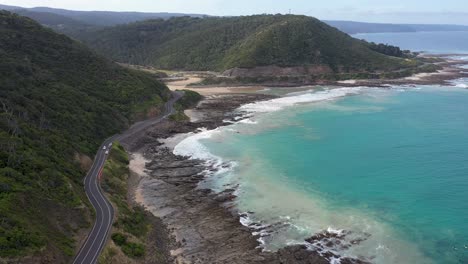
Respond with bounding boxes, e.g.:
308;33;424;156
120;93;369;264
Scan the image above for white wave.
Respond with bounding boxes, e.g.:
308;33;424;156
238;87;363;113
284;89;316;96
330;257;343;264
238;118;258;124
449;77;468;88
173;128;221;163
239;213;253;227
454;56;468;61
447;55;468;61
239;212;271;247
175;87;365;166
173;88;364;165
327;227;344;235
170;85;435;264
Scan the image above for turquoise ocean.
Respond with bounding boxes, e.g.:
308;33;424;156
174;32;468;263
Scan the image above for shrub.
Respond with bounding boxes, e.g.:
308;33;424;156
111;233;127;246
121;242;145;258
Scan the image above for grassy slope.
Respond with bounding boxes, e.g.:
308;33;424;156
169;90;203;122
0;11;170;261
99;143;171;263
81;15;417;73
100;143;147;261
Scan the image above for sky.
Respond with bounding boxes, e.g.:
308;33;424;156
2;0;468;24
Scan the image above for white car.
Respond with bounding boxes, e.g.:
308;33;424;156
103;146;107;150
105;150;109;155
108;142;113;148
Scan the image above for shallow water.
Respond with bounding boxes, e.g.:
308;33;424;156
172;33;468;263
174;84;468;264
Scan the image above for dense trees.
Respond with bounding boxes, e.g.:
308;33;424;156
0;11;169;260
80;15;417;73
365;41;414;58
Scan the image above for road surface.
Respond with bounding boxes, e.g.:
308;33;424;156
73;91;183;264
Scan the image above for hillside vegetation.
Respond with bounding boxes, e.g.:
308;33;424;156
10;9;96;38
0;11;169;262
1;4;205;26
99;142;172;263
80;15;419;74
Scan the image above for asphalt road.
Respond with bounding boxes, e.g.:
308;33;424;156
73;91;183;264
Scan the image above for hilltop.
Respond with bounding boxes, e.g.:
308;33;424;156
9;9;95;38
0;11;169;262
3;4;467;36
0;4;206;26
79;15;422;79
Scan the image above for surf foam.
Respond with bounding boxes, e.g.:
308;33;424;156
170;87;432;264
238;87;363;113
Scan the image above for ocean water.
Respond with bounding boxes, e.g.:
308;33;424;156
353;31;468;54
172;35;468;263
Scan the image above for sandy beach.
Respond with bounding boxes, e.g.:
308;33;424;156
163;57;468;93
166;77;265;95
129;153;150;205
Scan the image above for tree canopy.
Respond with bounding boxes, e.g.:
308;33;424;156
80;15;416;73
0;11;169;260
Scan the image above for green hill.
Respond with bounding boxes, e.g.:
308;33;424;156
0;11;169;262
10;9;96;38
80;15;418;75
1;4;206;26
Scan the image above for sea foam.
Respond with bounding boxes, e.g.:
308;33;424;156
170;86;433;264
173;128;222;163
174;87;364;165
238;87;363;113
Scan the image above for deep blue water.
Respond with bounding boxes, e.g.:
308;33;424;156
353;31;468;54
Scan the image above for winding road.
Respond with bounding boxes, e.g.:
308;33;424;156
73;91;183;264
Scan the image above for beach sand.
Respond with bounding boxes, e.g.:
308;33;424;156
166;77;264;95
118;56;468;264
129;153;150;205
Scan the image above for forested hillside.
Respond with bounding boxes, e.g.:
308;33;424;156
80;15;418;74
0;4;205;26
10;9;95;38
0;11;169;262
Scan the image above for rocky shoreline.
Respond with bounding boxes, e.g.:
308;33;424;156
120;94;370;264
119;60;468;262
186;57;468;89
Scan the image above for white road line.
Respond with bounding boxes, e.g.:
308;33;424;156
74;93;182;263
80;155;107;264
77;155;106;264
72;152;103;264
84;138;118;263
89;187;113;264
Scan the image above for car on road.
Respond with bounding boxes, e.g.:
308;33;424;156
103;146;107;150
105;150;109;155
